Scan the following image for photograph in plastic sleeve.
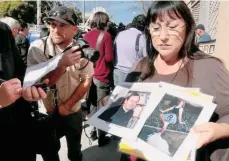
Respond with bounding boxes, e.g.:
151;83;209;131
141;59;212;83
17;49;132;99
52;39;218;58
138;93;203;157
98;90;151;129
86;83;158;139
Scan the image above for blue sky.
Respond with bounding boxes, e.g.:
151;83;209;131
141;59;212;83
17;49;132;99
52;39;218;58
75;1;143;25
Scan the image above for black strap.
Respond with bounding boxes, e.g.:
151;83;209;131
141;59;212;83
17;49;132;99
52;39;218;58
75;59;90;70
96;31;105;51
0;53;2;73
41;37;52;59
39;37;59;113
135;34;141;52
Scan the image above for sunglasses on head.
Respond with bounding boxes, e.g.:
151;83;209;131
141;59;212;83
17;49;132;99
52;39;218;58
49;9;75;25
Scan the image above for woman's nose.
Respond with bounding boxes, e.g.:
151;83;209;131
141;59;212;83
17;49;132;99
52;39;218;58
159;27;169;41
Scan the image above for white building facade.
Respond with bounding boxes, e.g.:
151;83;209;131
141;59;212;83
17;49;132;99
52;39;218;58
186;0;220;39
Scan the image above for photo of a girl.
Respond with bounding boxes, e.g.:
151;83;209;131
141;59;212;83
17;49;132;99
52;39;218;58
138;94;203;156
159;100;186;134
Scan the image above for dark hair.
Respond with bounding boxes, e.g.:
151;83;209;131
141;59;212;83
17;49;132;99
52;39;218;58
138;1;219;81
131;14;146;32
107;21;118;41
178;100;185;108
126;91;140;101
90;12;109;30
125;23;133;30
40;27;50;38
19;22;28;31
118;22;126;32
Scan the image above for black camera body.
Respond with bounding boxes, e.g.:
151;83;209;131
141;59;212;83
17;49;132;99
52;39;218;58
64;39;99;63
35;39;99;92
76;39;100;62
33;83;50;92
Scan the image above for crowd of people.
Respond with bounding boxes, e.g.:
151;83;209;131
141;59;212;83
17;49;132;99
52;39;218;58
0;1;229;161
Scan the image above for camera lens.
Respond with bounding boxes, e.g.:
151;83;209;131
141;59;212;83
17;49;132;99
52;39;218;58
82;48;99;62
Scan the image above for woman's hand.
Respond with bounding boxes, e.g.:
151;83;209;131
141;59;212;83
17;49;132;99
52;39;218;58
191;122;229;149
0;78;22;108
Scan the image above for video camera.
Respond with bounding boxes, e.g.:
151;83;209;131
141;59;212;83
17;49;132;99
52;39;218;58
63;39;100;63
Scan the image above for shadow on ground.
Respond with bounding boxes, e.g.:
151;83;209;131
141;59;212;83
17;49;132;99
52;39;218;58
82;139;121;161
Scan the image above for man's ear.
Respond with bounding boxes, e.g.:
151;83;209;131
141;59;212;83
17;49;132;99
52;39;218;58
73;26;78;34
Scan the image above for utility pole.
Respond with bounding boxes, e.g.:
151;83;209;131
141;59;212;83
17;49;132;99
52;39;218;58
37;0;41;26
83;0;85;31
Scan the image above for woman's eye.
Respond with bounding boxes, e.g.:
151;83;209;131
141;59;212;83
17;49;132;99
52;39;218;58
169;26;177;29
153;27;160;30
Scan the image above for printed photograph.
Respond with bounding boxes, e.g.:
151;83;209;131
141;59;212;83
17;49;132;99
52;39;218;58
138;93;203;156
98;90;151;129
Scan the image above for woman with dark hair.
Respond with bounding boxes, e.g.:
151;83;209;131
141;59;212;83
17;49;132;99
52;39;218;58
90;11;110;31
122;1;229;161
131;14;146;32
84;11;114;147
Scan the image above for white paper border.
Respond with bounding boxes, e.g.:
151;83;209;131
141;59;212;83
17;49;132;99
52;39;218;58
86;83;158;140
132;87;216;161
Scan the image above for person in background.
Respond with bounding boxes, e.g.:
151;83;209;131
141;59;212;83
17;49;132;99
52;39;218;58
0;16;20;37
107;21;118;41
122;1;229;161
27;6;93;161
118;22;126;32
84;11;114;147
0;21;47;161
15;22;30;66
40;27;50;38
195;24;211;43
114;14;146;86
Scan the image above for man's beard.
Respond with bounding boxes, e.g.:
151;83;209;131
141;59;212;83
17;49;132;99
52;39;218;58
53;39;64;45
51;34;72;48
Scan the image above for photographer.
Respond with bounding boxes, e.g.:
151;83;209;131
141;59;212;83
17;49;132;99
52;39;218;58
0;21;46;161
27;6;94;161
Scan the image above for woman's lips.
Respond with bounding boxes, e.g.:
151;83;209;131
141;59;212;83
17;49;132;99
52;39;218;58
158;44;171;50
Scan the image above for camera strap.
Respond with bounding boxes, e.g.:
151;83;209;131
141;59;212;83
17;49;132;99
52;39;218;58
41;36;55;60
95;31;105;51
75;59;89;70
40;37;59;114
0;53;2;73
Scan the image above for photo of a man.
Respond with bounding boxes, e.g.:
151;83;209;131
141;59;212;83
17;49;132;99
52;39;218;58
98;91;140;128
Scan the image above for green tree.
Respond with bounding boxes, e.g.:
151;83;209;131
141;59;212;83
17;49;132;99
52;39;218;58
60;1;82;24
0;1;36;23
0;1;22;17
0;1;61;24
0;1;82;24
10;2;36;23
71;6;82;24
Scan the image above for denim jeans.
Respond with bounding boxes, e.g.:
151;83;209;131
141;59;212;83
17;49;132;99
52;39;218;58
93;77;112;102
90;78;112;138
113;68;128;86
